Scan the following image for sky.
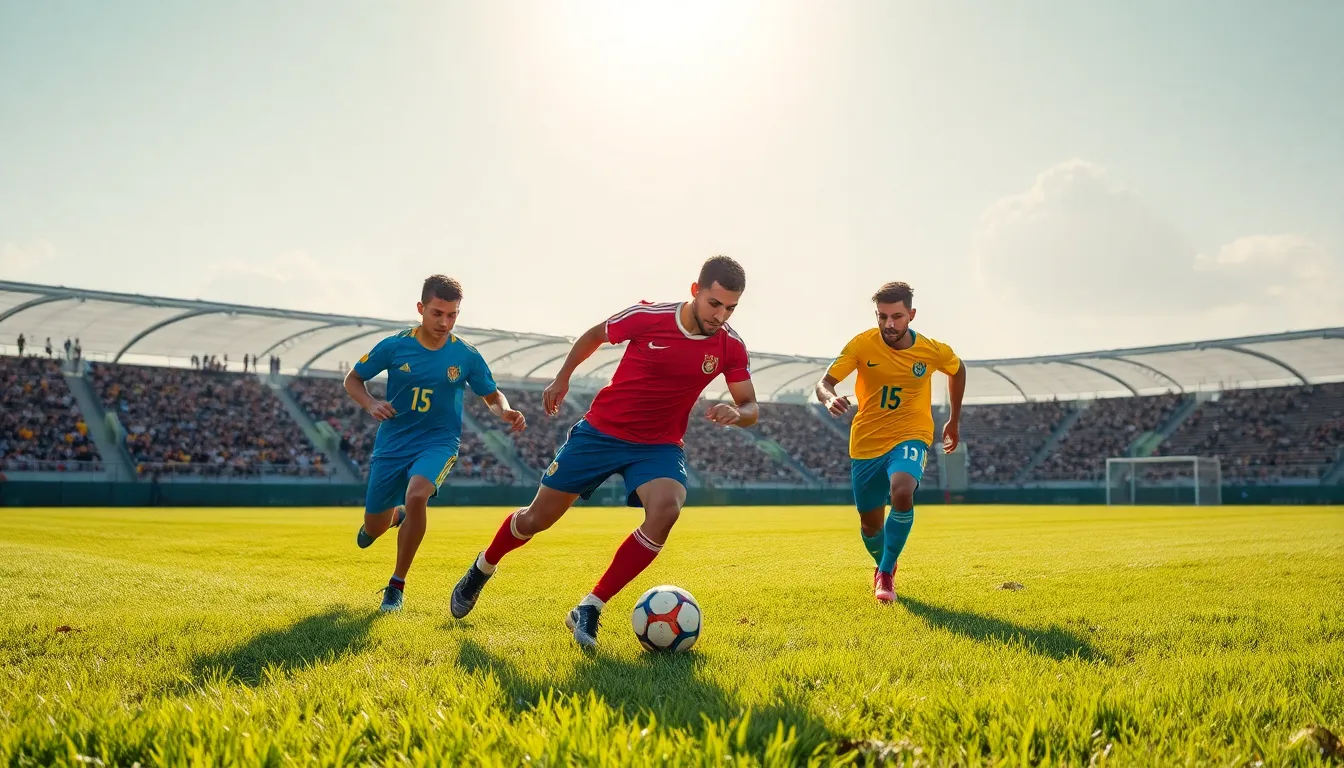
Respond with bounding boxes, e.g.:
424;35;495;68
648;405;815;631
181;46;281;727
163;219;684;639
2;0;1342;362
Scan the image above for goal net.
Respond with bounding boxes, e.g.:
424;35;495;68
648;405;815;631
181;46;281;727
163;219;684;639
1105;456;1222;506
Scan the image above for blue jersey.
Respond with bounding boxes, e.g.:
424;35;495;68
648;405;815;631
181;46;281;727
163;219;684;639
352;327;497;460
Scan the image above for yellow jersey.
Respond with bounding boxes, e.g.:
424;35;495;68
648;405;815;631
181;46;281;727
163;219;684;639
825;328;961;460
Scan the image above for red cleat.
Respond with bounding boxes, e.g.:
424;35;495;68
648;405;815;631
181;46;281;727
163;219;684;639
873;568;896;604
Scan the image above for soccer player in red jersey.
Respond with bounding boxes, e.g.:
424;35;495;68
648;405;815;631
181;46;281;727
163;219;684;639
449;256;758;648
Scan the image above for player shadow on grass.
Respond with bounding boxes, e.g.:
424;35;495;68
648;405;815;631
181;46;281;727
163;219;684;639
901;597;1109;663
187;608;376;687
455;638;832;753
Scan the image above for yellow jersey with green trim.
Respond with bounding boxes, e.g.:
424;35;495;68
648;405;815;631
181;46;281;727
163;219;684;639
825;328;961;460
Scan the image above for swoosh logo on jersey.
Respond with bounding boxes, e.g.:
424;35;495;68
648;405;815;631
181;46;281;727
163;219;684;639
648;342;669;350
866;361;879;367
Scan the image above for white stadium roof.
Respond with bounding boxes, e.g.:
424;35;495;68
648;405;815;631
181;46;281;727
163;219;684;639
2;280;1342;405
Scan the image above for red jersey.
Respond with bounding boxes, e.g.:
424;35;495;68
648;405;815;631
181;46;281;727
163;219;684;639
583;301;751;445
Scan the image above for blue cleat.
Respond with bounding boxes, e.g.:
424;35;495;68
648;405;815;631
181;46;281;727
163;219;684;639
379;585;404;612
449;554;492;619
357;505;407;549
565;604;602;649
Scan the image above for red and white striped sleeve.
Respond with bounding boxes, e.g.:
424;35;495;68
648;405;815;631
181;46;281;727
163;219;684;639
604;301;677;344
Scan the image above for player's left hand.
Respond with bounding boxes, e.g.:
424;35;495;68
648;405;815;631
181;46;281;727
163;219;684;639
502;409;527;433
942;421;960;453
706;403;741;426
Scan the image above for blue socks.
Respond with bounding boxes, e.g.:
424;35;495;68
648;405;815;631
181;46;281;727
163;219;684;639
861;530;884;567
878;508;914;574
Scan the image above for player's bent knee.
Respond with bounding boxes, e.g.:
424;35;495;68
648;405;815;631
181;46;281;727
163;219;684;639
519;487;577;535
889;476;917;510
405;479;435;508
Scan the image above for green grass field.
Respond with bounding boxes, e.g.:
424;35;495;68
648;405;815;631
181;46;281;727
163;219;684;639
3;504;1343;766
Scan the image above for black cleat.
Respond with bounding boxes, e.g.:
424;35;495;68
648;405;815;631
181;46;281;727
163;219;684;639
450;555;492;619
565;604;602;648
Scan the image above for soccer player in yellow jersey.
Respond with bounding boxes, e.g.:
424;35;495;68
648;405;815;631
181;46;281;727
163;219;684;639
815;281;967;604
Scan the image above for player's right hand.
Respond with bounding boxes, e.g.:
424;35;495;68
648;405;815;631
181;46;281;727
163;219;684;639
542;377;569;416
365;400;396;421
825;395;851;417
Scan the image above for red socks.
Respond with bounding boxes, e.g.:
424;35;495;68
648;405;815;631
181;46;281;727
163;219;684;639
592;528;663;603
483;509;531;567
481;513;665;605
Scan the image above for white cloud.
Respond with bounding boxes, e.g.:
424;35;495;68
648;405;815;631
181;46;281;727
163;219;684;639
970;160;1342;342
0;239;59;283
971;159;1196;314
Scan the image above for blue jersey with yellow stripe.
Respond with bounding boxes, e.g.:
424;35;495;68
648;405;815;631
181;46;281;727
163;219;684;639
352;327;497;460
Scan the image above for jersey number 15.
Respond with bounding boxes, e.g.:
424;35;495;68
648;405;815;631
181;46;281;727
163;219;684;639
880;385;903;410
411;387;433;413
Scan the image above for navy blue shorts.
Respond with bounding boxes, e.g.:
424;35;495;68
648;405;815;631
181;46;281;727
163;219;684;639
364;445;458;515
541;419;688;507
851;439;928;512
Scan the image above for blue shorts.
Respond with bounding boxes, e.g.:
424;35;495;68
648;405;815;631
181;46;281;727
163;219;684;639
364;445;459;515
851;439;929;512
541;419;688;507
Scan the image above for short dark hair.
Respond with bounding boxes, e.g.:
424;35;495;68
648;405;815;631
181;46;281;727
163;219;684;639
872;281;913;308
697;255;746;292
422;275;463;305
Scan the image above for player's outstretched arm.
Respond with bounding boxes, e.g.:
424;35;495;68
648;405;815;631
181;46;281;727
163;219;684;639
815;374;851;417
481;390;526;433
542;322;608;416
343;368;395;421
707;379;760;428
943;363;967;453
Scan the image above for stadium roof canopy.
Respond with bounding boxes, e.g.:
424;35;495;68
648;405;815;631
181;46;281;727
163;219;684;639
3;280;1342;405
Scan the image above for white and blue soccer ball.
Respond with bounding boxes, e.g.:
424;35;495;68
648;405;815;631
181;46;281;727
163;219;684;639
631;584;701;653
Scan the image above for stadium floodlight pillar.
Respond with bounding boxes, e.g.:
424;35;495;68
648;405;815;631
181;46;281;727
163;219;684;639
1106;456;1222;506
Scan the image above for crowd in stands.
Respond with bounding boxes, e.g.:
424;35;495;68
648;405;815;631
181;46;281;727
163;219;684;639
1159;383;1344;482
682;400;805;485
1031;393;1184;481
961;400;1072;484
464;388;587;474
94;363;330;477
5;348;1342;486
755;402;850;483
288;376;516;483
0;355;100;471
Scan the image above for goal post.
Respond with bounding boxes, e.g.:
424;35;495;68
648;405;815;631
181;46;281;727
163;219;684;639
1105;456;1222;506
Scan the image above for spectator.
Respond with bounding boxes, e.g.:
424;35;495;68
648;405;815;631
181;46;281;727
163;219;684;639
1033;393;1183;481
288;376;517;483
961;400;1071;484
93;362;330;478
16;334;24;357
0;356;101;471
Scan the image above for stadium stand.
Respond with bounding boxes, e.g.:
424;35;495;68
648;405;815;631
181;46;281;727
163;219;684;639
961;400;1071;484
3;284;1341;489
288;376;515;483
92;363;330;477
683;400;804;485
0;355;101;471
754;403;849;483
1157;383;1344;482
465;388;588;474
1031;393;1185;481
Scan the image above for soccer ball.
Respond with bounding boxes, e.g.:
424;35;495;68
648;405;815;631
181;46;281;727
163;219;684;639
631;584;701;653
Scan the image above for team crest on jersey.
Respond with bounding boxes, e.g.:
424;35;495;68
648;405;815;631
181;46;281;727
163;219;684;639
701;355;719;375
447;366;461;382
546;460;559;476
912;361;927;378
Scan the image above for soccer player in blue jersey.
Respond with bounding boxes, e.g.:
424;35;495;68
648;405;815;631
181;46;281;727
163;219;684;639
344;275;526;612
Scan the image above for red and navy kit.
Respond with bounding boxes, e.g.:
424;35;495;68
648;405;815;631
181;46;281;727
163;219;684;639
542;301;752;506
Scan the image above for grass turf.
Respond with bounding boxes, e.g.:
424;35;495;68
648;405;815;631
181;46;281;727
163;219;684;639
2;504;1342;766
